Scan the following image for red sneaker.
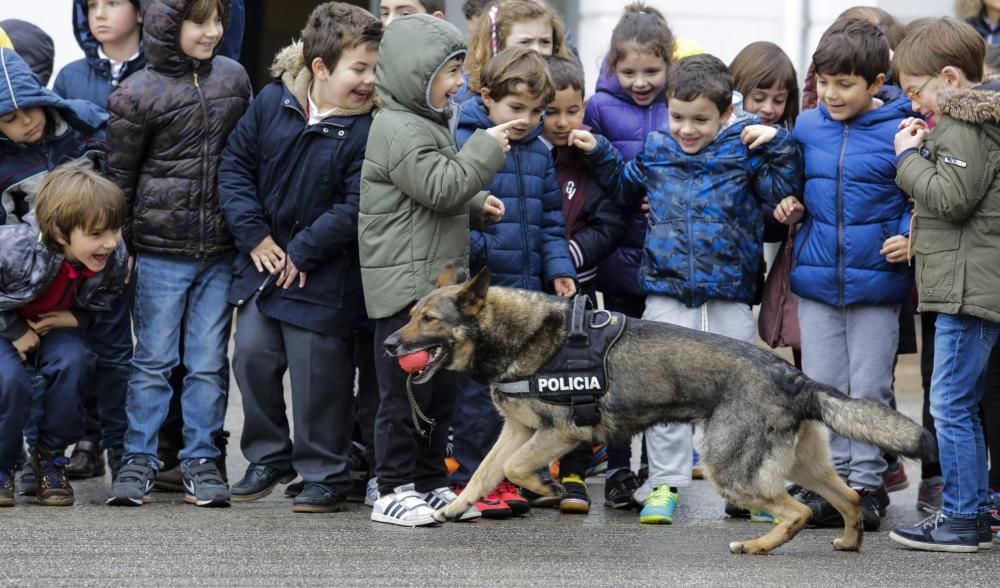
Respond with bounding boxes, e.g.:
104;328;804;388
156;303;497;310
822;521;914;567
456;485;511;519
496;480;530;515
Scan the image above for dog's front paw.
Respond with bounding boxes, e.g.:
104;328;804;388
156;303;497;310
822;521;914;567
435;503;464;523
728;541;746;554
832;538;860;552
542;480;564;497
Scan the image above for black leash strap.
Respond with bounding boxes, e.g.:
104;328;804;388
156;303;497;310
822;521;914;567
405;373;436;441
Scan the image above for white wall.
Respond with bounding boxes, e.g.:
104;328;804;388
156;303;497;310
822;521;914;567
576;0;955;95
2;0;959;91
2;2;84;87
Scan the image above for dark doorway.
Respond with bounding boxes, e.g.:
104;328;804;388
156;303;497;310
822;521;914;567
242;0;369;91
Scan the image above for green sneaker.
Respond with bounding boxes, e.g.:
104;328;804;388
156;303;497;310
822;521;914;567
639;484;678;524
750;509;780;523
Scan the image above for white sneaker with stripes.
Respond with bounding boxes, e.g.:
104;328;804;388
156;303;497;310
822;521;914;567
422;486;482;521
370;483;438;527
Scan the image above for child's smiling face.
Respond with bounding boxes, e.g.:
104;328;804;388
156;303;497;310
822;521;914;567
743;83;789;126
543;87;585;147
667;95;731;154
59;225;122;273
482;85;546;141
615;48;668;107
179;7;223;61
428;57;465;110
815;72;883;122
311;44;378;111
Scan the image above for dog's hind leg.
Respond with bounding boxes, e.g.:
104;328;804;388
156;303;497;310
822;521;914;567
788;422;863;551
502;428;582;497
435;420;532;522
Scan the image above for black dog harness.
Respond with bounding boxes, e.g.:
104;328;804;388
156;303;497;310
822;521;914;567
495;295;626;426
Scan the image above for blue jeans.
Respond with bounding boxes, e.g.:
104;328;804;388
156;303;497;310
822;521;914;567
930;313;1000;519
1;329;95;469
124;253;233;468
87;291;133;452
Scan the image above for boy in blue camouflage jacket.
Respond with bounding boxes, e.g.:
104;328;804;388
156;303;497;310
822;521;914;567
573;53;803;525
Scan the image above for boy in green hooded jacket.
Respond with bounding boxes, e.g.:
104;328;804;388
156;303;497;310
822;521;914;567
359;13;519;527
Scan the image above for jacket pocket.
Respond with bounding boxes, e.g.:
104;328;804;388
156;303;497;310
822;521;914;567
914;226;960;304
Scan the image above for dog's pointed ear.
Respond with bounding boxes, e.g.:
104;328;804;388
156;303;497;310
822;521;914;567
456;268;490;315
436;264;459;288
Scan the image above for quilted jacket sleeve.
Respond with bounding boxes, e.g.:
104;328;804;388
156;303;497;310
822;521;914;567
105;88;152;247
749;127;804;208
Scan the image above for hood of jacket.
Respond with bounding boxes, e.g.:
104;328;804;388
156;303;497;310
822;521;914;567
142;0;228;77
457;95;543;143
0;49;106;141
0;19;55;86
269;41;374;117
375;14;466;125
941;85;1000;146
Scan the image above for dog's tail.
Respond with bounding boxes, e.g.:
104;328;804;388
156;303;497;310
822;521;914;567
804;381;936;462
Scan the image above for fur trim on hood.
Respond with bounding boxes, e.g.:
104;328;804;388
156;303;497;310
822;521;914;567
270;41;374;117
940;87;1000;125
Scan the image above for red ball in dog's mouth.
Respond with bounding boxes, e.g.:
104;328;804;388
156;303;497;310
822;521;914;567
398;349;431;374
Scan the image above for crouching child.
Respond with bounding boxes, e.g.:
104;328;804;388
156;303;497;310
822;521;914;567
0;167;128;507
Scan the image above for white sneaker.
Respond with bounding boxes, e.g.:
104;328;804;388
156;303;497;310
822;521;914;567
421;486;481;521
364;477;378;507
370;483;438;527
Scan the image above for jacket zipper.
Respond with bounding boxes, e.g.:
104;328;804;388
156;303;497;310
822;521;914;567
836;124;850;306
194;70;210;257
686;158;695;302
513;146;530;286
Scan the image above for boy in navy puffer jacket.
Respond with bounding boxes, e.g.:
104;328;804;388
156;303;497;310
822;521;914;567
773;20;915;531
449;47;575;518
576;53;802;525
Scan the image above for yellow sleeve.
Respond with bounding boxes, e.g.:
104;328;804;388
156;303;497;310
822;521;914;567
0;27;13;50
673;38;705;60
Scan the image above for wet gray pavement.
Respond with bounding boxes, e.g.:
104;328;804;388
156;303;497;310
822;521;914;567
2;338;998;586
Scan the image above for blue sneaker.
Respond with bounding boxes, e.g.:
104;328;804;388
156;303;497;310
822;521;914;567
889;513;979;553
639;484;678;524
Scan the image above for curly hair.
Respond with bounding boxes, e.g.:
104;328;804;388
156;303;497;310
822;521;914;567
465;0;570;92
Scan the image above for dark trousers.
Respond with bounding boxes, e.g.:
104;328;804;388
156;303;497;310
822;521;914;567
450;376;503;487
1;329;96;468
353;327;378;475
81;292;133;452
373;307;459;495
233;299;355;486
602;290;646;472
920;312;944;480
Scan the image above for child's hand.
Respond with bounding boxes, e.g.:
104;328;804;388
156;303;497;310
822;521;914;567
741;124;779;150
894;120;929;155
568;129;598;153
880;235;912;264
276;256;307;290
553;277;577;298
641;195;650;219
27;311;78;336
897;117;928;132
251;235;286;275
773;196;804;225
482;195;505;223
12;329;40;361
486;119;526;153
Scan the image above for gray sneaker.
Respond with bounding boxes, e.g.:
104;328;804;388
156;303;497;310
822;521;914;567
182;459;230;508
107;457;156;506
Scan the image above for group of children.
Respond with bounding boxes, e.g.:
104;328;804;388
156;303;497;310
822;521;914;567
1;0;999;553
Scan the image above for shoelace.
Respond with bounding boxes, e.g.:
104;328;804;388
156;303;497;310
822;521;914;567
39;455;70;488
497;481;519;495
916;511;945;530
647;486;676;505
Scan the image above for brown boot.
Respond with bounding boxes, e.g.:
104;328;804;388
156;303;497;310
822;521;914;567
0;469;15;507
33;447;74;506
65;439;106;479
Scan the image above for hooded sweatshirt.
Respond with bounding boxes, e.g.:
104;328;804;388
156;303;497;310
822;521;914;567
0;49;106;225
52;0;146;107
105;0;250;258
0;19;55;87
359;14;506;319
897;84;1000;324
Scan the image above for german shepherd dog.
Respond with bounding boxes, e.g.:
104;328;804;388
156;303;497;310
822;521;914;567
384;267;935;555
